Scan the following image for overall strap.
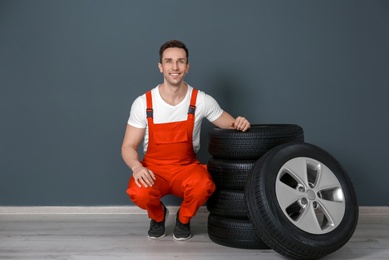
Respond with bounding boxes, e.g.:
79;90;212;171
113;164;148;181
186;88;198;144
187;88;198;120
145;91;154;126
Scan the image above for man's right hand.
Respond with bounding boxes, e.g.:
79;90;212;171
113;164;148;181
132;165;156;188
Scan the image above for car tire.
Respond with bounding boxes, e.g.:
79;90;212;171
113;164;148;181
207;213;270;249
207;189;248;219
208;124;304;160
207;158;255;190
245;142;359;259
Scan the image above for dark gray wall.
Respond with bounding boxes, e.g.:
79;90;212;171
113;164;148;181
1;0;388;206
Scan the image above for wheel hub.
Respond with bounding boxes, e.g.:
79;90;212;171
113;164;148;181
306;189;315;200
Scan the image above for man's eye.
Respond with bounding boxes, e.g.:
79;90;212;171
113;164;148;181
179;60;185;64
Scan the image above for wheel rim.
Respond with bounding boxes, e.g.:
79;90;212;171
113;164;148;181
275;157;345;234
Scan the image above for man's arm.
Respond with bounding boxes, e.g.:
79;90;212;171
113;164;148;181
211;111;251;132
121;124;155;188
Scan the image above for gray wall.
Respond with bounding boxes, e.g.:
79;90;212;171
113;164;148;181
1;0;388;206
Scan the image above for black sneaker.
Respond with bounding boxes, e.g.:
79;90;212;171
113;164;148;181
173;210;192;241
148;203;169;239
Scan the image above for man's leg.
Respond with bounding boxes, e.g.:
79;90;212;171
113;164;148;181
127;176;170;221
126;175;170;238
171;163;216;240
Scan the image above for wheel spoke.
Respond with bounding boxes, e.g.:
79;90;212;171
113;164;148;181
282;158;309;186
316;163;341;190
296;205;322;233
276;182;303;210
317;199;345;227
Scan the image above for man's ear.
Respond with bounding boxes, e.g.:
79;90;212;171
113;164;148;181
158;62;163;73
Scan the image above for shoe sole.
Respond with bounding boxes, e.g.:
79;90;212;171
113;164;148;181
148;233;166;239
173;234;192;241
147;205;169;239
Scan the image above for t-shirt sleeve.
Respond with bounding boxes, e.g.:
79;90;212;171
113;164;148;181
204;94;224;122
127;95;147;128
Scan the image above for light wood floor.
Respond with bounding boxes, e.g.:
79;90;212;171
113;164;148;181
0;207;388;260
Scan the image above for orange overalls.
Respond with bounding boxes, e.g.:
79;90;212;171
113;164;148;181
126;88;216;224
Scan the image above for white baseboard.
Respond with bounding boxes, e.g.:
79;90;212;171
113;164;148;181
0;206;387;215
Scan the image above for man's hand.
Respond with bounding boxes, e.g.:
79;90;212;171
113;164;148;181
231;116;251;132
211;112;251;132
132;165;156;188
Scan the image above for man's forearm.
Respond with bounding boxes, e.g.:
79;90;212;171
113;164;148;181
122;147;142;172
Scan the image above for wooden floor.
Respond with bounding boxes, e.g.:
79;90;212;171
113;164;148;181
0;207;388;260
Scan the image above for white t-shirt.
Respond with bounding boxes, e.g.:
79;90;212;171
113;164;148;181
127;85;223;153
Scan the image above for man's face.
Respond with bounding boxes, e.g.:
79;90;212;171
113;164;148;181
158;47;190;87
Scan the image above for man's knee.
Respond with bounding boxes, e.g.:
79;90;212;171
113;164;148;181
127;182;158;205
204;178;216;196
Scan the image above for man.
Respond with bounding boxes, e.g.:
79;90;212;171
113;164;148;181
121;40;250;241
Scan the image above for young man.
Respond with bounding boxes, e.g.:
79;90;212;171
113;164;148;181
121;40;250;241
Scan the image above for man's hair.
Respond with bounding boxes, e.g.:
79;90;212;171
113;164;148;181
159;40;189;64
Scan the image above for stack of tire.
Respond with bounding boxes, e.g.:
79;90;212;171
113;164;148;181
207;124;359;259
207;124;305;249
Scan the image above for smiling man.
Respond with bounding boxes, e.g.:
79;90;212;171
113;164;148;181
121;40;250;241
